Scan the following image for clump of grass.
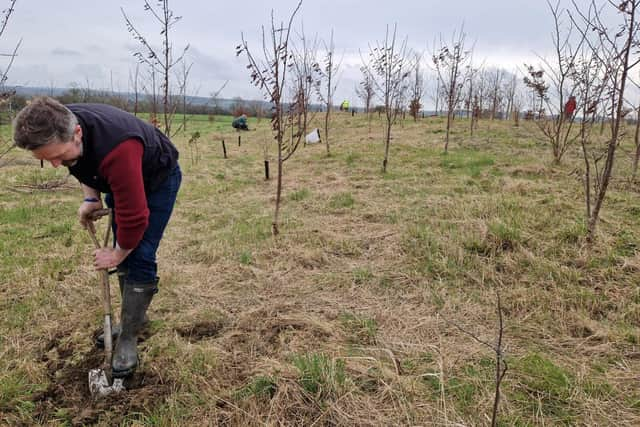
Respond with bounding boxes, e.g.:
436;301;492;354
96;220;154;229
439;150;495;177
613;230;637;257
239;251;252;265
292;353;346;400
288;188;310;201
488;221;521;251
0;369;44;415
512;353;576;420
228;215;272;246
556;219;587;244
329;192;355;209
339;312;377;345
463;236;492;256
402;224;453;277
345;151;360;166
352;267;373;285
235;376;278;400
402;225;440;260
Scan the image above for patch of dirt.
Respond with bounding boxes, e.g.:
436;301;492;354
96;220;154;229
176;320;225;342
31;331;174;426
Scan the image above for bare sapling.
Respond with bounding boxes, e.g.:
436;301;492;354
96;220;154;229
128;64;141;116
488;68;504;120
569;0;640;242
187;131;201;165
523;1;583;164
290;25;319;146
633;99;640;178
503;72;519;122
0;0;19;165
236;0;305;235
314;29;341;156
121;0;189;136
432;27;473;152
177;59;193;133
209;79;229;121
442;283;507;427
364;24;413;172
355;66;375;134
465;66;481;135
409;53;424;122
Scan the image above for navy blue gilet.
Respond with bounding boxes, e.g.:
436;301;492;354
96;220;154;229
66;104;179;194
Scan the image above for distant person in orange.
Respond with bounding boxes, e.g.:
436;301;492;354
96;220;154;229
564;95;577;119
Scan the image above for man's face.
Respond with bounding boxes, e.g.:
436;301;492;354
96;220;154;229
31;125;83;168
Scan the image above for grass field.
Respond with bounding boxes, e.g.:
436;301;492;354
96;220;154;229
1;111;640;425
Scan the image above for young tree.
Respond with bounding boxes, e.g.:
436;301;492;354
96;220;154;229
355;66;375;133
121;0;189;135
503;71;519;122
432;27;473;152
364;24;413;172
408;53;424;121
465;65;481;135
128;64;141;116
290;25;319;144
522;65;548;119
209;79;229;117
177;58;193;133
236;1;305;235
523;1;583;164
0;0;19;164
314;29;341;156
633;94;640;178
569;0;640;241
488;68;504;120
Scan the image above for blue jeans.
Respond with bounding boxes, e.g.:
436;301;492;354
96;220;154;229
105;164;181;283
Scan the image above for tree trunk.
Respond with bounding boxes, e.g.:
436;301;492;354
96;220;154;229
633;109;640;179
445;110;452;153
325;107;331;156
383;121;392;172
273;157;283;236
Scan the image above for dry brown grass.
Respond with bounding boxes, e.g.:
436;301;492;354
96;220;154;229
1;113;640;425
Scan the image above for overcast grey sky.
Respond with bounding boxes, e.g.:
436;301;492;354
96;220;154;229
2;0;597;107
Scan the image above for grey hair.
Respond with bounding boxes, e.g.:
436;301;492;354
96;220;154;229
13;96;78;150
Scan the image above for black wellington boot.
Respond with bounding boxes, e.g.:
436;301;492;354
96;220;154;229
111;279;158;378
96;269;151;348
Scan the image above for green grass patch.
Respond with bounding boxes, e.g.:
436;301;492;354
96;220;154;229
440;150;495;177
329;192;355;209
511;353;576;421
488;221;521;251
339;312;377;345
239;251;253;265
556;219;587;244
352;267;374;285
292;353;346;400
235;375;278;400
288;188;310;201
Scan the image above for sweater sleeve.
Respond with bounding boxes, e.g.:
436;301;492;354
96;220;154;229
98;139;149;249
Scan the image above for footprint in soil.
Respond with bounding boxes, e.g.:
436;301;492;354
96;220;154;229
30;332;173;426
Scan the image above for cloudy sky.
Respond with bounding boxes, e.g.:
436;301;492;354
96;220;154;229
1;0;602;107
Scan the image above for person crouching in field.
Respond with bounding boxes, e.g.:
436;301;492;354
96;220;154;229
13;96;181;378
232;113;249;130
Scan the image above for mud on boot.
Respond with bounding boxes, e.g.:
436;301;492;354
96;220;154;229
112;279;158;378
